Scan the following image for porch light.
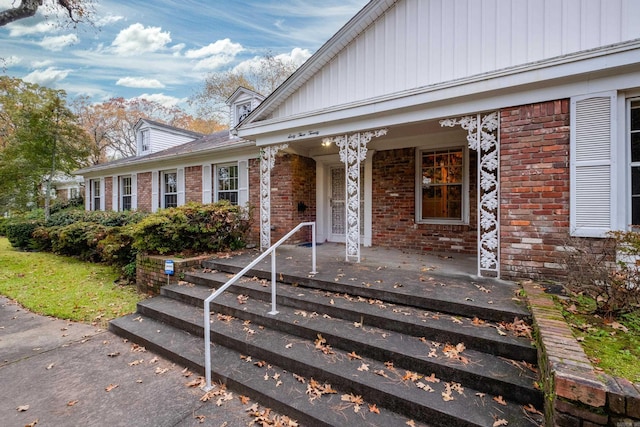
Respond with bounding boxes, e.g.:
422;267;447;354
321;138;331;147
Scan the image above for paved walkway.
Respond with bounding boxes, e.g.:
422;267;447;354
0;297;266;427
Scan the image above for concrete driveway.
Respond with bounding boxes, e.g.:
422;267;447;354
0;297;274;427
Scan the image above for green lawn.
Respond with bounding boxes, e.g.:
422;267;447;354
0;237;143;326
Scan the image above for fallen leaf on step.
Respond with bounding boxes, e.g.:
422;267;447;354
46;363;55;370
357;363;369;372
239;395;250;405
368;403;380;414
67;400;79;406
493;395;507;405
16;405;29;412
25;420;38;427
105;384;118;392
347;351;362;360
493;419;508;426
194;415;205;423
523;403;543;415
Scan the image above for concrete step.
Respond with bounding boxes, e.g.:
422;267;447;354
180;271;537;363
111;303;543;427
146;291;541;407
200;259;531;324
109;314;424;427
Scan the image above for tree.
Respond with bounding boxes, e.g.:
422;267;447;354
0;0;93;27
190;52;299;123
72;97;224;163
0;76;91;216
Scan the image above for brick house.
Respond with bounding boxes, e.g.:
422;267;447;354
77;0;640;281
74;89;262;215
235;0;640;280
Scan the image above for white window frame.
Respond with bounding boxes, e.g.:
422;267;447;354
415;145;469;225
69;187;78;199
120;175;132;211
161;170;178;209
215;163;239;205
91;179;101;211
141;129;150;153
628;96;640;228
236;102;251;125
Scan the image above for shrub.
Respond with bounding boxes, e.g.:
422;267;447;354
4;219;44;250
52;221;108;262
0;217;8;236
131;201;251;255
97;225;138;281
561;231;640;315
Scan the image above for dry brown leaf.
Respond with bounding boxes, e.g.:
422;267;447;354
493;419;508;426
406;421;416;427
236;294;249;304
293;373;305;383
186;377;205;388
523;403;543;415
105;384;118;392
128;359;143;366
357;363;369;372
368;403;380;414
424;373;440;383
472;317;485;326
67;400;79;407
402;371;421;382
194;415;205;423
25;420;38;427
493;395;507;405
16;405;29;412
347;351;362;360
46;363;55;370
239;395;250;405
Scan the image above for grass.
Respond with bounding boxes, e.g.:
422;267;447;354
560;295;640;382
0;237;143;327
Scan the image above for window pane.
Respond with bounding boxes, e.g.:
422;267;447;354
633;167;640;195
165;194;177;208
122;196;131;211
421;148;464;220
631;101;640;131
633;196;640;226
164;172;177;193
632;132;640;163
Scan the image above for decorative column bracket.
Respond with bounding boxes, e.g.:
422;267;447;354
440;112;500;277
324;128;387;262
260;143;288;251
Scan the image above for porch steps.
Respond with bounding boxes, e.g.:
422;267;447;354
110;261;543;427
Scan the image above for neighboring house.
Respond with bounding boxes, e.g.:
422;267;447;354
50;173;84;202
73;89;262;214
233;0;640;280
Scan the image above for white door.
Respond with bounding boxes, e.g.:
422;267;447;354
329;166;364;242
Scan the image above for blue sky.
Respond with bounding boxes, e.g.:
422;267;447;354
1;0;369;109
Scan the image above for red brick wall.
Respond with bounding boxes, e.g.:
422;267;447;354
371;148;478;253
247;154;316;246
56;189;68;201
137;172;152;212
500;100;571;279
105;176;113;211
185;166;202;203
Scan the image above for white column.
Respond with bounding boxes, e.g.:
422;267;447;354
260;144;288;251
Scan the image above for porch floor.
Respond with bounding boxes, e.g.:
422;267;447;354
214;243;529;321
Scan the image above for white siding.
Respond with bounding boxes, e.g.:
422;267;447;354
148;128;195;153
131;173;138;210
271;0;640;120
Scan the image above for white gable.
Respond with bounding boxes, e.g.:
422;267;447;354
135;120;202;156
267;0;640;121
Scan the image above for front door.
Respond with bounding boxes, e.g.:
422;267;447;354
329;166;364;242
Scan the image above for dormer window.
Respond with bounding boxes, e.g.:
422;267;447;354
141;129;150;152
236;102;252;125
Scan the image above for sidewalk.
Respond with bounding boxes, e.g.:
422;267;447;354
0;297;264;427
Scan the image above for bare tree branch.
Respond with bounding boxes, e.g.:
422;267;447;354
0;0;90;27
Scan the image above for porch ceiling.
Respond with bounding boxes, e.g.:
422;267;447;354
284;118;467;158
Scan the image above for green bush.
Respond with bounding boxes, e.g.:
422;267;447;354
4;219;44;250
0;217;8;236
97;225;138;281
52;221;108;261
50;196;84;215
131;201;250;255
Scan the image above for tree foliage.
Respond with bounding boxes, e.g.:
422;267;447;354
72;96;224;163
0;76;91;214
0;0;94;27
190;52;299;123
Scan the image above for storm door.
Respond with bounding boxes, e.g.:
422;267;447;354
329;166;364;241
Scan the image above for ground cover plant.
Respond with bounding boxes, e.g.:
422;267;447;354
559;231;640;381
0;237;142;327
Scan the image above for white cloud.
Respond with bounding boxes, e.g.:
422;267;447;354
111;23;171;56
185;38;243;59
116;77;165;89
96;14;124;27
171;43;186;56
39;34;79;51
277;47;312;66
6;21;56;37
134;93;186;108
193;55;238;71
2;55;22;67
32;59;54;68
23;67;71;86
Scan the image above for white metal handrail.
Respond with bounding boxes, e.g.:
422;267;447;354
202;221;317;391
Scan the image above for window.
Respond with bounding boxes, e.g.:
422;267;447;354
418;147;465;222
69;187;78;199
91;179;101;211
120;176;132;211
216;164;239;205
631;100;640;225
162;171;177;208
141;129;150;152
236;102;251;125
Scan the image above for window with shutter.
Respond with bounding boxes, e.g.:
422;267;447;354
570;93;616;237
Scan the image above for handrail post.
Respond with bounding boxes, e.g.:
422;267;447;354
268;248;278;315
203;300;212;391
311;222;317;274
202;221;316;391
